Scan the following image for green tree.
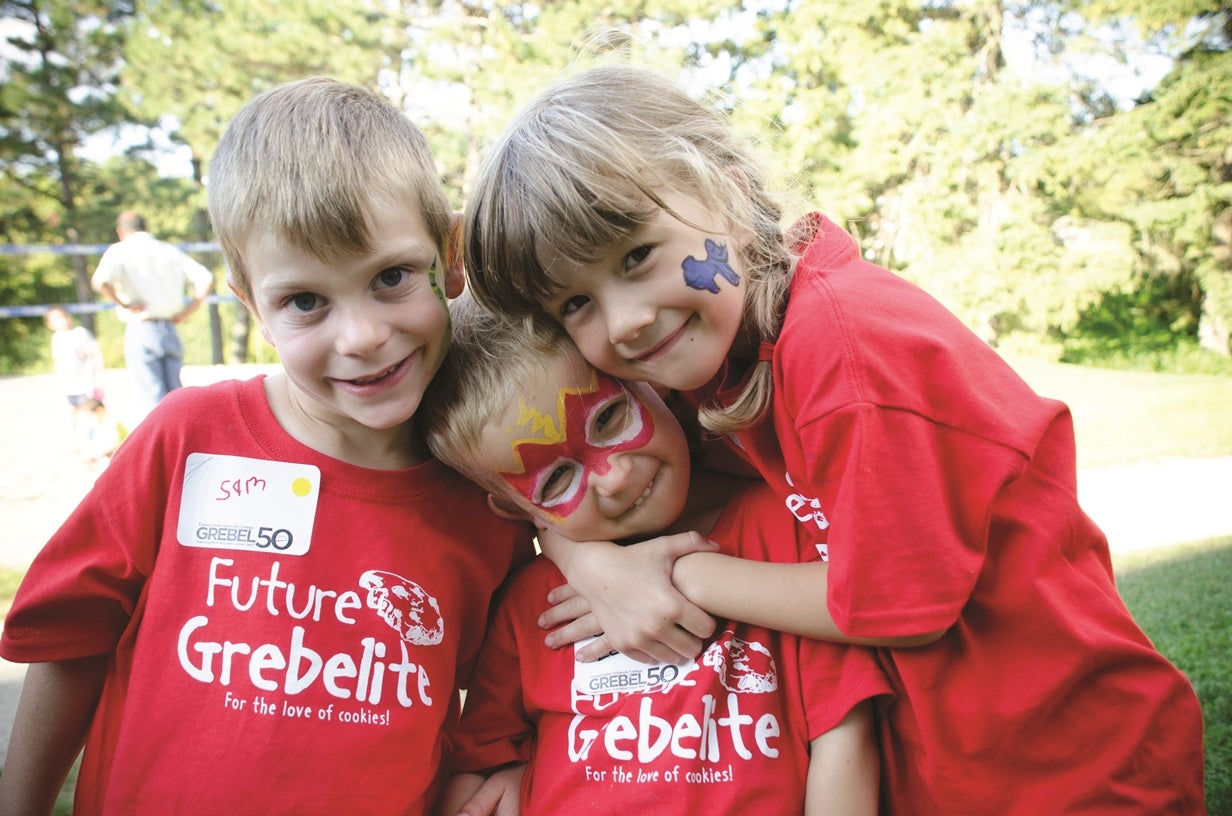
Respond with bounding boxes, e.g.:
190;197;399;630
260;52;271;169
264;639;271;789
1037;1;1232;357
1;0;134;334
4;0;1227;372
729;2;1087;343
399;0;741;203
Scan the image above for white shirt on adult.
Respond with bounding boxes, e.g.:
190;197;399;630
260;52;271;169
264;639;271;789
91;232;214;322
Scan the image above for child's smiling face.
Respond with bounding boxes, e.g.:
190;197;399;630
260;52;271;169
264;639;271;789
538;189;749;393
236;199;461;450
477;353;691;543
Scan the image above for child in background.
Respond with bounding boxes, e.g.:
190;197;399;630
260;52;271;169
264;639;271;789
43;304;105;446
77;397;128;464
462;63;1206;814
420;293;890;816
0;78;533;815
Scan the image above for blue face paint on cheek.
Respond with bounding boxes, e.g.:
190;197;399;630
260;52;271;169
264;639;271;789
681;238;740;294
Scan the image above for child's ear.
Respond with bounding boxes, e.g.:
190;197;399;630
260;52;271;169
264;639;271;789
442;212;465;299
486;493;533;522
226;272;251;308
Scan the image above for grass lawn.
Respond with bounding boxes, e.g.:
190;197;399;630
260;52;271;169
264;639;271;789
1;357;1229;810
1008;357;1232;468
1115;537;1232;814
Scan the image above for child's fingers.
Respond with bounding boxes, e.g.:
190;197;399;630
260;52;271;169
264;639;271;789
544;582;579;605
579;621;706;665
676;600;718;641
538;591;592;633
542;613;601;649
455;767;521;816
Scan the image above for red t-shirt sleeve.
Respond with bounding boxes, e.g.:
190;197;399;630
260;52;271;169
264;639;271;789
448;568;540;775
797;637;892;740
0;421;165;662
799;404;1028;638
768;233;1047;640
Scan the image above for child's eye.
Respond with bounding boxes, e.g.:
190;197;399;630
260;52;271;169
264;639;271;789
559;294;591;318
587;389;644;448
623;245;652;272
537;461;582;508
592;397;628;438
288;292;321;313
375;267;409;289
540;464;571;498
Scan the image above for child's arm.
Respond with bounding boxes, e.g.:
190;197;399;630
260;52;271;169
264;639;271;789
804;700;879;816
537;530;720;664
435;766;524;816
542;544;943;661
672;553;944;647
0;655;109;815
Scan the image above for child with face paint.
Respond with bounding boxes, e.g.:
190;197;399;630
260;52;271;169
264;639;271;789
420;293;891;816
461;64;1206;815
0;79;534;815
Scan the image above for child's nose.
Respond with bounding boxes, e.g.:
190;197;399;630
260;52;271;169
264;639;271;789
591;453;634;499
605;299;654;346
335;307;389;355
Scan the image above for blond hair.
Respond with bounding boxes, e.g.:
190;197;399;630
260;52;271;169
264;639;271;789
420;292;577;492
465;63;794;435
207;77;453;298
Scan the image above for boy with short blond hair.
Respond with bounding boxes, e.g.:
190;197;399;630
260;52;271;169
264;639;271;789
420;294;889;815
0;78;532;815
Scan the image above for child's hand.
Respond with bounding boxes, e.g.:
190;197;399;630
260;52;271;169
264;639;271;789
454;765;524;816
537;531;719;664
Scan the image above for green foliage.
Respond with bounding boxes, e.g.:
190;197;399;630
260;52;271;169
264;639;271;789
123;0;399;175
0;154;209;371
3;0;1232;374
1057;269;1217;370
404;0;742;205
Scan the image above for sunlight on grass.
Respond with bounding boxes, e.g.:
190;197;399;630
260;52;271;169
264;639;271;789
0;569;20;623
1008;357;1232;469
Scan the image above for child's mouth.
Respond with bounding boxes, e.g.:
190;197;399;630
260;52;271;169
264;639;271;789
347;361;402;386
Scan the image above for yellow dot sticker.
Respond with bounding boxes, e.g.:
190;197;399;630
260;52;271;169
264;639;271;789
292;477;313;497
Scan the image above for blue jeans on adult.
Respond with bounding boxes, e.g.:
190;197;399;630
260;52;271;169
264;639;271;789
125;319;183;415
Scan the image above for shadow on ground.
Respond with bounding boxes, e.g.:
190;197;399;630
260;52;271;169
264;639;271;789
1115;536;1232;816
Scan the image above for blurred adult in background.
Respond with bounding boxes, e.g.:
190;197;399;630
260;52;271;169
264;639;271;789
91;210;215;417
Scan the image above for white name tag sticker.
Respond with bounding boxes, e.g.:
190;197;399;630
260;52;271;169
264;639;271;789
177;452;320;556
572;636;691;696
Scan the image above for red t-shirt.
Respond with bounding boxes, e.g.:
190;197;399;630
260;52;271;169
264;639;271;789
451;480;890;814
694;214;1206;814
1;377;534;815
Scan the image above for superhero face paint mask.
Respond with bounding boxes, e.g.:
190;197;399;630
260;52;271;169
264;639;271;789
498;369;654;520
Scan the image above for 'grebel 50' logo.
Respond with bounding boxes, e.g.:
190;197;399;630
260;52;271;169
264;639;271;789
194;524;295;550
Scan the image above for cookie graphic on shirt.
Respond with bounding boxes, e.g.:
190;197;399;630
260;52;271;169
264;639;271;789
359;570;444;645
702;630;778;693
